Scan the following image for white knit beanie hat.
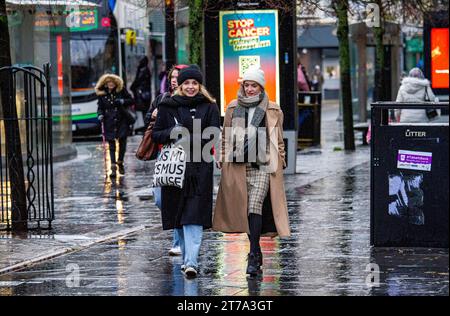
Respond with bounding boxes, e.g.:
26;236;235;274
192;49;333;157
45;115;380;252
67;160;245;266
242;66;265;89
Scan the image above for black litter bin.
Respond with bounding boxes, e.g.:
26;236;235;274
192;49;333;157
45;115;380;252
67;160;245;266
371;102;449;247
298;91;321;149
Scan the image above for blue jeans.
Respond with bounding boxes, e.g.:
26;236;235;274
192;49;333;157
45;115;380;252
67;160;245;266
153;186;162;209
176;225;203;269
172;228;180;248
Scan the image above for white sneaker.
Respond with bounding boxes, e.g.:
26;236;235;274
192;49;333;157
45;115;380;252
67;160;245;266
184;266;197;278
169;246;182;256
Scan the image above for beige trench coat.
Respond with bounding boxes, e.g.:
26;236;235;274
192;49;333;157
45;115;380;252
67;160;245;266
212;100;291;238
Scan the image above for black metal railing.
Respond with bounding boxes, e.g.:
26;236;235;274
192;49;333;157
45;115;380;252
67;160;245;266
0;64;54;231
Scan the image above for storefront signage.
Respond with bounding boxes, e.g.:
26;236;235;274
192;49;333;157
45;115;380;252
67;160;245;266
66;9;98;32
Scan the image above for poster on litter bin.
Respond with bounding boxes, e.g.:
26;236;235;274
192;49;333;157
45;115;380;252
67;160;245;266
397;150;433;172
219;10;279;115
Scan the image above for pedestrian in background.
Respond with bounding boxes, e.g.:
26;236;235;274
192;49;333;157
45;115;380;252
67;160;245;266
213;67;291;277
311;65;324;92
302;64;312;90
158;63;168;95
144;64;188;128
152;65;220;278
395;67;439;123
130;56;152;114
298;62;310;104
310;65;324;104
96;74;134;178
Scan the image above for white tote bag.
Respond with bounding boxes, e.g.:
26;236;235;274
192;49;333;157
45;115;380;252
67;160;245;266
152;118;186;189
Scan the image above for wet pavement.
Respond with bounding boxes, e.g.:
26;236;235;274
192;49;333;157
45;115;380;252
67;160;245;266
0;103;448;296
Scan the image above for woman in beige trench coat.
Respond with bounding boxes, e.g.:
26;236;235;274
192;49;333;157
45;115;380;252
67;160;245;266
213;67;290;276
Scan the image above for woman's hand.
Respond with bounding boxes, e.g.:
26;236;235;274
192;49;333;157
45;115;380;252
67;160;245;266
216;161;222;169
151;108;158;119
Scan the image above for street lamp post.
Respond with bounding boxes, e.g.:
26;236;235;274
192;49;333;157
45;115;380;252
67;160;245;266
165;0;176;70
0;0;28;231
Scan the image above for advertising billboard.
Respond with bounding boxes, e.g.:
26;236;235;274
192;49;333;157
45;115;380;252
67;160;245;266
430;28;449;89
219;10;279;115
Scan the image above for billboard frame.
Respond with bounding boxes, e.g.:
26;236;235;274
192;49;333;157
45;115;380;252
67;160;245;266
218;9;280;116
423;11;449;96
203;1;297;131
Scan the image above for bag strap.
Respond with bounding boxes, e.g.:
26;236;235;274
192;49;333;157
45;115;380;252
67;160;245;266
174;106;183;126
424;87;430;102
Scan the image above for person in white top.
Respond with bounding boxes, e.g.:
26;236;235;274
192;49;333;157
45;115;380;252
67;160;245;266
395;67;439;123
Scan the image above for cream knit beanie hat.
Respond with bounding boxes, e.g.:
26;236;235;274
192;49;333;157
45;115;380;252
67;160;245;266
242;66;265;89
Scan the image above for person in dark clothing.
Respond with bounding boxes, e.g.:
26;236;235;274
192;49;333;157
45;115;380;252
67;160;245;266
152;65;220;278
96;74;134;178
144;64;189;128
130;56;152;113
158;63;169;95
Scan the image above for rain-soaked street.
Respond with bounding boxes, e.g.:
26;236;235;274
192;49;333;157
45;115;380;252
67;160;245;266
0;103;448;296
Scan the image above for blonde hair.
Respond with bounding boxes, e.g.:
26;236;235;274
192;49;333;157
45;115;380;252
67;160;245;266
176;84;216;103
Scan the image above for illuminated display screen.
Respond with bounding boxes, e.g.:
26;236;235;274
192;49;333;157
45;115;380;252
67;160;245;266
219;10;279;115
431;28;449;89
66;10;98;32
34;9;98;32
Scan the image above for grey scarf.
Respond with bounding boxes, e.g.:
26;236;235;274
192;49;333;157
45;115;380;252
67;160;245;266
233;88;268;128
230;87;269;165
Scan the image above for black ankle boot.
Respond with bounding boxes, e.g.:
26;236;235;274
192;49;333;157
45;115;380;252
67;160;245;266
117;161;125;174
246;253;261;276
110;164;117;178
255;251;263;267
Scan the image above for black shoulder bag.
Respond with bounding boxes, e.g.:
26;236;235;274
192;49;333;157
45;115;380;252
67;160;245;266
424;88;438;120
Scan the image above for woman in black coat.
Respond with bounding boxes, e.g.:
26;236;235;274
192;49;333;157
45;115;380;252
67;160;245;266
96;74;134;177
152;65;220;278
130;56;152;112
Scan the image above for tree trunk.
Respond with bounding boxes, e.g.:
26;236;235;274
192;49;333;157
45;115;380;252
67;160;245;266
0;0;27;231
335;0;355;150
188;0;203;66
165;0;176;70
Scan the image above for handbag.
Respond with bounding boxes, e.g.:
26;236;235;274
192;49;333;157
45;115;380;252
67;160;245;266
121;105;137;124
136;118;158;161
152;117;186;189
424;88;438;120
426;108;438;120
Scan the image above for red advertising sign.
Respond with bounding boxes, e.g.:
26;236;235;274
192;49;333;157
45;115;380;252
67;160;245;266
57;35;63;96
431;28;449;89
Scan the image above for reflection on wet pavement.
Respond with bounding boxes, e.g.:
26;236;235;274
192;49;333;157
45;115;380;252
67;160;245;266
0;162;447;296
